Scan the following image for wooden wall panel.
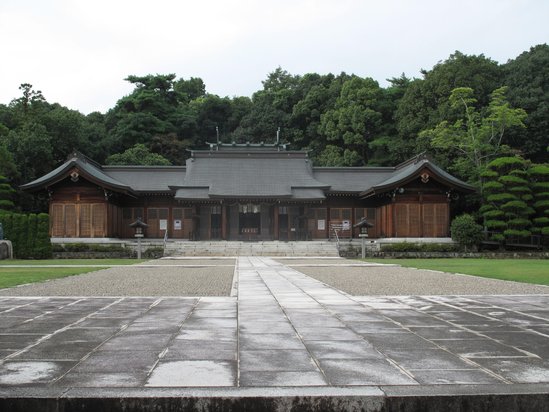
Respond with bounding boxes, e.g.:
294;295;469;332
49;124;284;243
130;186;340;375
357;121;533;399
434;203;449;237
394;204;407;237
49;202;107;238
51;204;65;237
92;204;106;237
422;203;435;237
409;204;421;237
80;204;92;237
64;205;77;237
307;207;327;239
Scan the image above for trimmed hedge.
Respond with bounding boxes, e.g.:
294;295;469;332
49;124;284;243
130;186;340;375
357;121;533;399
53;243;127;253
381;242;459;252
0;212;51;258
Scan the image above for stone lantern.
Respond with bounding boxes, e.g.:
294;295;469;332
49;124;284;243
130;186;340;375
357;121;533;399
353;218;374;259
130;217;148;259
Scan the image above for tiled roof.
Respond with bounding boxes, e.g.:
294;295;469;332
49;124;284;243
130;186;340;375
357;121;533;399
359;155;476;196
313;168;394;192
20;153;133;194
174;151;329;200
103;166;185;192
21;150;475;199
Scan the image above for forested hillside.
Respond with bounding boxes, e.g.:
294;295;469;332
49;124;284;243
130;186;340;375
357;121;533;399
0;45;547;212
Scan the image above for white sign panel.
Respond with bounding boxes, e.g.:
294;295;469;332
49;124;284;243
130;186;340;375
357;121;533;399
174;219;182;230
317;219;325;230
159;219;168;231
342;220;350;230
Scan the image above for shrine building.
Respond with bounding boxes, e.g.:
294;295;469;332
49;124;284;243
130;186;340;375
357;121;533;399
21;142;475;241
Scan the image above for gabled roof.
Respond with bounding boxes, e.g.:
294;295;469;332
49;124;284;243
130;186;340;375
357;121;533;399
21;149;475;201
173;150;329;200
20;152;135;195
359;154;476;197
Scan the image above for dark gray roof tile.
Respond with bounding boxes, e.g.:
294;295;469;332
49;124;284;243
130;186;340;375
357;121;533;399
103;166;185;192
313;168;394;192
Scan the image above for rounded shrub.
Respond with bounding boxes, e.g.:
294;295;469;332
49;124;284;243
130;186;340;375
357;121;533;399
451;214;484;251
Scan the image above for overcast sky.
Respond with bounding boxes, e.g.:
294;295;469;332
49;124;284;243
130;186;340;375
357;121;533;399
1;0;547;114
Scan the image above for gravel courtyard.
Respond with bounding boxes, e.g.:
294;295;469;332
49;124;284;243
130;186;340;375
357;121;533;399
0;261;235;296
1;257;548;296
278;259;549;295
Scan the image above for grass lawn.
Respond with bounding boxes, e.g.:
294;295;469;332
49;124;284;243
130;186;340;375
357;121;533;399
0;259;146;289
362;258;549;286
0;259;145;266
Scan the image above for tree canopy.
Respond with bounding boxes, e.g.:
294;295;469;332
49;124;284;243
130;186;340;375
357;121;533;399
0;44;547;213
105;143;171;166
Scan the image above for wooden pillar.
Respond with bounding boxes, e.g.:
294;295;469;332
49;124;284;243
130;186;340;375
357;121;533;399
102;203;107;238
389;203;395;237
326;207;330;238
76;193;80;238
168;204;173;239
274;206;279;240
221;204;227;240
419;193;424;238
351;207;354;240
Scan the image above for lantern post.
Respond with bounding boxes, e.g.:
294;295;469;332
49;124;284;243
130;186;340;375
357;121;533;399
129;217;148;259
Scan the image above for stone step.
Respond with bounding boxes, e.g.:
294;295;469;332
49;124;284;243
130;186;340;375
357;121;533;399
163;241;340;257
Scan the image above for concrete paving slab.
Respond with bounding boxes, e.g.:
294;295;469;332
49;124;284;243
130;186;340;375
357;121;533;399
55;371;146;387
305;340;379;360
472;358;549;383
146;360;236;387
70;351;159;374
382;348;476;370
0;360;76;384
432;338;533;358
408;369;504;385
320;359;417;385
239;371;327;387
162;348;237;361
239;333;304;350
239;350;319;372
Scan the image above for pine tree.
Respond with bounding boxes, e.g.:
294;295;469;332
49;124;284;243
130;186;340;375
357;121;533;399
529;164;549;236
481;157;533;243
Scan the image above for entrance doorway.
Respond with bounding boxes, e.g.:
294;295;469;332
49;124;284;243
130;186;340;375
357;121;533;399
210;205;222;239
278;207;289;240
239;203;261;239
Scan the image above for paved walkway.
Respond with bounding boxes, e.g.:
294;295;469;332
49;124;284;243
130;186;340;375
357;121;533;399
0;257;548;391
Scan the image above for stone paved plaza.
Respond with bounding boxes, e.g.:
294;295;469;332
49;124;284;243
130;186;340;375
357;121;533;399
0;257;548;410
0;257;548;387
